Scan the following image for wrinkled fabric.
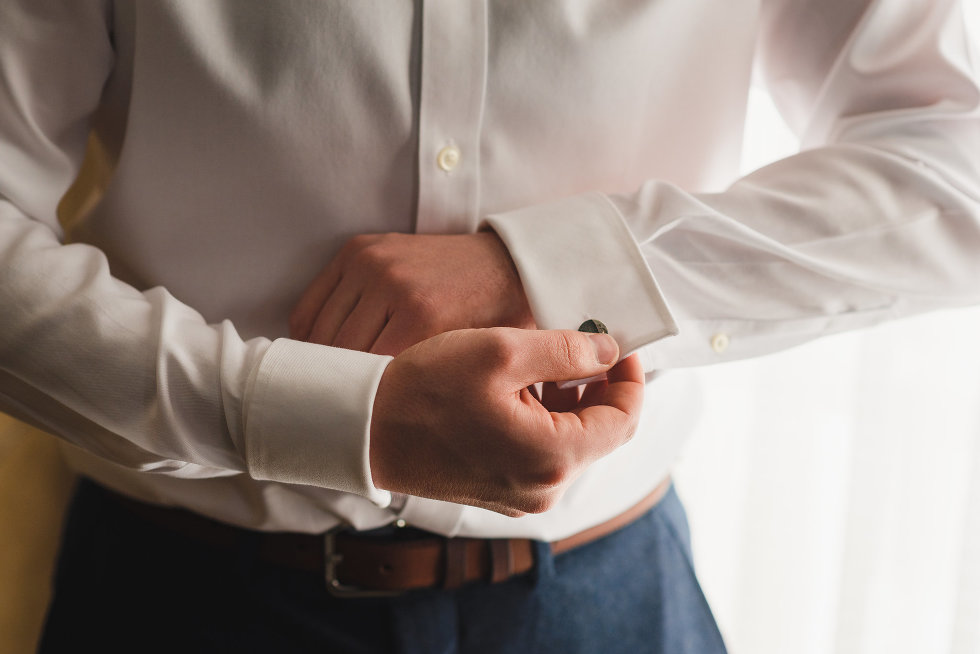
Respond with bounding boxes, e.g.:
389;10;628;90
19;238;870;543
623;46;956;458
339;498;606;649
0;1;977;538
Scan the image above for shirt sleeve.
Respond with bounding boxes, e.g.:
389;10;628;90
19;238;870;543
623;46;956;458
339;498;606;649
0;1;391;505
485;0;980;370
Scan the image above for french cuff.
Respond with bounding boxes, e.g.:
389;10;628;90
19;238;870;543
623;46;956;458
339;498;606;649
482;191;678;358
243;338;392;507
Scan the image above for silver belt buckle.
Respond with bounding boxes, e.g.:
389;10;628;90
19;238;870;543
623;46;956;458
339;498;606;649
324;527;404;599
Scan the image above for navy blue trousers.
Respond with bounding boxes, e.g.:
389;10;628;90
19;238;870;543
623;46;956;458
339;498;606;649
39;481;726;653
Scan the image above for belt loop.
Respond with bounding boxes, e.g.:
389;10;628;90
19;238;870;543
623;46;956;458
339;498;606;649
488;539;514;583
531;540;554;585
442;538;468;590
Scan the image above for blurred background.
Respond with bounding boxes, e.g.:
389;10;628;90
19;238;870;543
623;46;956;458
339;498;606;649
675;3;980;652
2;3;980;653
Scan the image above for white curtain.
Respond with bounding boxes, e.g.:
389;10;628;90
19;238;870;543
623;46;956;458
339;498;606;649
674;7;980;651
675;307;980;653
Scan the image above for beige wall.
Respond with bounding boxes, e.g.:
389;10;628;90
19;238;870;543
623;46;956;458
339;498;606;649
0;134;106;653
0;417;75;653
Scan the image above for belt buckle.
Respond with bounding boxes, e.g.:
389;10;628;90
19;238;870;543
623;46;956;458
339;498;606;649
324;527;404;599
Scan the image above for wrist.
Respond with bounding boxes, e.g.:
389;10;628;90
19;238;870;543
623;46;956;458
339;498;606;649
476;229;535;329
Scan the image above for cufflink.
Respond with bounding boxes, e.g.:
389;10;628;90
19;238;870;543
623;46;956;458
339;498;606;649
560;319;610;389
578;319;608;334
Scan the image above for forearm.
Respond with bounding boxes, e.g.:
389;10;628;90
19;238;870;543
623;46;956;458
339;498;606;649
0;2;393;499
488;0;980;370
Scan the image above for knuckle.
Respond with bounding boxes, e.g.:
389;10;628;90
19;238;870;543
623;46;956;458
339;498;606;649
533;460;571;489
482;329;521;370
340;235;372;262
346;233;376;250
393;289;440;325
517;449;574;495
406;290;440;319
375;262;403;289
383;266;415;294
352;244;388;272
516;492;560;515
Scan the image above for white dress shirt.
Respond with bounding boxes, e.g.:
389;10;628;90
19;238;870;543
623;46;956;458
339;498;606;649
0;1;978;540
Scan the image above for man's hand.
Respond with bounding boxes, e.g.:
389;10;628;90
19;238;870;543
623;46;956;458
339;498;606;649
369;327;644;517
289;232;534;355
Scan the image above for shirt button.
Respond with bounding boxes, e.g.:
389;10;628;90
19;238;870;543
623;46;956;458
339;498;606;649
436;144;461;172
710;333;730;354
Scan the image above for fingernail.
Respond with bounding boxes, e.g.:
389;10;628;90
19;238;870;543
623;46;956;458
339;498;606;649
588;333;618;365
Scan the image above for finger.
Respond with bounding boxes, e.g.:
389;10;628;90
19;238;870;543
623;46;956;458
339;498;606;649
572;355;645;454
500;329;620;388
579;377;608;407
332;296;389;352
289;263;343;341
370;314;434;357
541;381;581;413
289;235;385;340
579;355;640;406
605;353;644;384
538;355;643;463
580;354;644;408
547;405;636;465
307;278;362;346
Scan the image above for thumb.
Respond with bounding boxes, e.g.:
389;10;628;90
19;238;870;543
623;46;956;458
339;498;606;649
505;329;620;386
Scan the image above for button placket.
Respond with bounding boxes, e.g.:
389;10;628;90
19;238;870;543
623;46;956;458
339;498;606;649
415;0;488;235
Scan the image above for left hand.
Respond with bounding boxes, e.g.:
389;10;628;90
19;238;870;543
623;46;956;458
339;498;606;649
289;231;535;355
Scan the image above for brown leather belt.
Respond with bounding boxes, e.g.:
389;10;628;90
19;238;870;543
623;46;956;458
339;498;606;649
106;477;671;598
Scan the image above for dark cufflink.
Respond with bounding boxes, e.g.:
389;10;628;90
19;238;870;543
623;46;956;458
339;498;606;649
578;319;608;334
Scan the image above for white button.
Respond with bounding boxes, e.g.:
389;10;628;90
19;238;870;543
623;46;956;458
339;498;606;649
394;518;407;529
436;145;461;172
710;333;729;354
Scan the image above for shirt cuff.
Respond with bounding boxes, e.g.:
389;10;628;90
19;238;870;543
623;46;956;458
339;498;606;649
243;338;392;507
482;191;678;358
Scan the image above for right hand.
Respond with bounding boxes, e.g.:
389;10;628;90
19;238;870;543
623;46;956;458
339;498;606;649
369;327;645;517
